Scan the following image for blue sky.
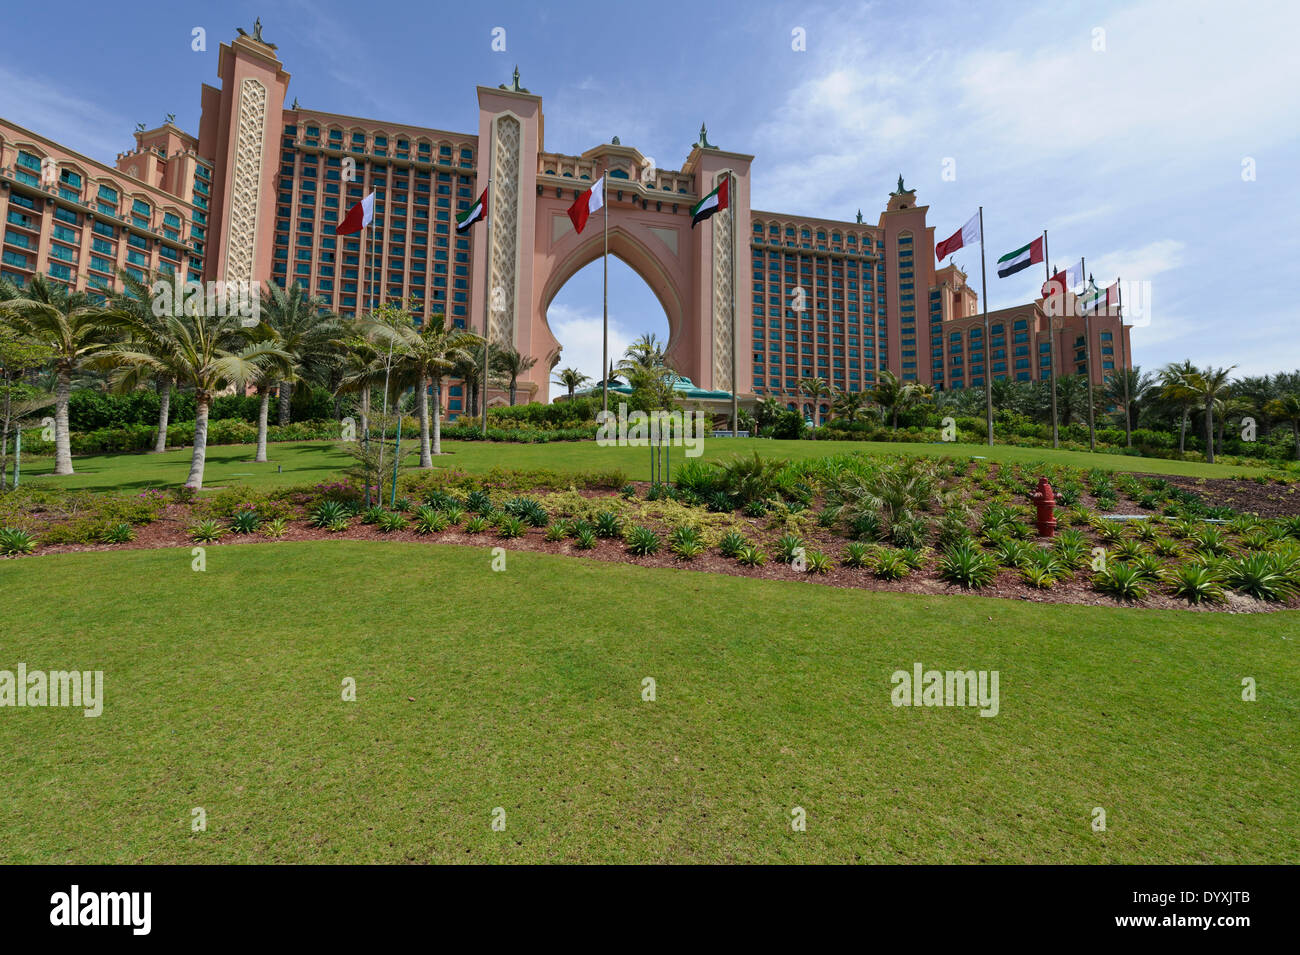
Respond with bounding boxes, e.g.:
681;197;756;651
4;0;1297;387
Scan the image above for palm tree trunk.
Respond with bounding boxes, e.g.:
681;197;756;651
54;365;74;475
277;380;291;426
1205;403;1215;464
432;377;443;457
153;378;172;453
255;386;271;463
418;376;432;468
1178;407;1188;453
186;395;211;490
509;376;517;406
1293;419;1300;461
360;389;370;437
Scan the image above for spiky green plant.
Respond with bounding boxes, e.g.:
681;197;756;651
624;525;660;556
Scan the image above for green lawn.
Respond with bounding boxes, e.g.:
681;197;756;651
17;436;1279;492
2;541;1295;863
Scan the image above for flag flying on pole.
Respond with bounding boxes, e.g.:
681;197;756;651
1081;279;1119;313
567;176;605;234
996;236;1045;278
1042;258;1085;297
936;212;981;261
456;188;488;234
335;191;376;235
689;178;729;229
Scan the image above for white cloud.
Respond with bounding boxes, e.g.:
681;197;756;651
0;66;129;160
544;302;633;393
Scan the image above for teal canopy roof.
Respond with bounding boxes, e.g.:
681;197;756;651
574;374;732;402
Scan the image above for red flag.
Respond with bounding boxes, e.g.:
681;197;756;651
936;212;980;261
567;177;605;234
335;192;376;236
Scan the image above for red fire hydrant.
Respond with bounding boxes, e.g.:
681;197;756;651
1033;476;1057;538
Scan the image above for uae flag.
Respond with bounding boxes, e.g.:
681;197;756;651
936;212;980;261
335;191;376;236
567;176;605;234
456;188;488;234
1042;258;1084;297
1081;280;1119;313
996;236;1044;278
689;177;729;229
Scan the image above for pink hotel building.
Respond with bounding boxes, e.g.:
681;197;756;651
0;25;1128;418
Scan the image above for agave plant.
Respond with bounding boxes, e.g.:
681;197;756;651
496;515;525;539
377;511;409;533
0;527;38;556
1092;563;1151;601
188;519;224;544
624;525;660;556
463;515;489;534
841;541;873;568
594;511;622;539
804;549;833;574
414;509;449;535
735;544;767;567
872;549;911;581
309;499;349;528
230;510;261;535
99;522;136;544
718;530;749;558
668;525;705;560
1225;553;1298;602
939;541;998;589
1166;563;1226;604
572;525;597;550
261;517;289;539
776;533;805;565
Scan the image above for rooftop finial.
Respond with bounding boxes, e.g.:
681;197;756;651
694;122;715;149
499;66;529;93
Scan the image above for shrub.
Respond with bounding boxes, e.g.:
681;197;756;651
1226;553;1298;602
572;525;597;549
1020;563;1058;589
718;530;748;558
804;549;833;574
735;544;767;567
890;515;929;549
262;517;288;539
594;511;622;539
841;541;872;568
326;516;351;533
776;533;805;564
464;489;493;514
939;541;998;589
496;515;525;539
625;525;660;556
848;512;882;542
310;500;349;528
706;490;735;513
1092;563;1151;601
189;519;224;544
1166;563;1226;604
1112;538;1147;562
544;522;568;542
0;527;38;555
377;511;408;533
668;525;705;560
230;510;261;535
1131;554;1167;583
99;522;136;544
743;499;768;518
463;516;489;534
872;549;911;581
414;510;449;535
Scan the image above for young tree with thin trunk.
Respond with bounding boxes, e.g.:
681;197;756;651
260;283;341;428
1159;360;1200;455
552;366;591;400
799;377;831;438
1190;365;1235;464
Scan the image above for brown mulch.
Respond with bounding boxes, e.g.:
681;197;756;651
13;498;1296;615
1135;473;1300;519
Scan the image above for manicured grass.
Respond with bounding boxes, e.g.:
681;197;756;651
18;435;1279;493
2;541;1295;863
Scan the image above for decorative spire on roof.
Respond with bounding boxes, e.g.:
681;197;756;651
499;66;529;93
694;123;715;149
891;174;914;196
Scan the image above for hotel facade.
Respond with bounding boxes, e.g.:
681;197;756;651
0;24;1129;418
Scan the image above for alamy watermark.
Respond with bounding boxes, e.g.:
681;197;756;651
596;402;707;457
0;664;103;717
890;662;999;717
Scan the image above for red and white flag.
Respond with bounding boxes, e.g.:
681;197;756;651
567;176;605;234
1042;258;1084;297
936;212;980;261
335;192;376;236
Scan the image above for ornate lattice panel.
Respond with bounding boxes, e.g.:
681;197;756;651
488;115;521;347
711;179;735;391
226;78;267;284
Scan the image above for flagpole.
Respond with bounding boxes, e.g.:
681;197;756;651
730;170;738;435
978;206;992;446
602;165;609;417
1082;256;1096;453
1117;276;1131;447
481;136;495;438
1043;230;1058;449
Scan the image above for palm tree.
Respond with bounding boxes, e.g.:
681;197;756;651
491;345;537;406
1190;365;1235;464
0;275;124;474
106;309;286;489
872;370;908;430
1055;374;1089;429
367;312;478;464
452;352;483;417
1159;360;1200;454
799;377;831;437
754;395;783;434
623;333;665;369
553;366;591;400
108;271;184;454
1103;366;1155;435
832;388;867;424
261;283;340;426
1265;392;1300;460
